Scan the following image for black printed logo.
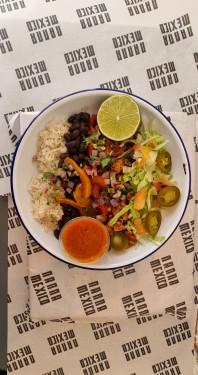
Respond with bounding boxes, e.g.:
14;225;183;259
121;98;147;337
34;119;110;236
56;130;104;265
179;91;198;115
7;294;12;303
179;221;194;253
8;205;21;230
0;152;14;180
30;270;62;305
0;28;13;53
91;322;121;340
15;60;51;91
77;281;107;316
47;329;78;355
7;346;35;373
0;0;26;13
100;75;132;94
50;317;75;323
26;14;62;44
122;336;151;361
194;252;198;274
165;301;187;320
4;105;34;125
155;104;163;112
136;313;163;325
124;0;158;17
146;61;179;91
8;244;22;267
13;311;46;334
122;291;149;319
194;285;198;304
76;3;111;29
152;356;181;374
150;255;179;289
112;30;146;61
194;52;198;70
64;44;99;76
5;105;34;146
27;234;43;255
159;14;193;46
42;368;65;375
80;351;110;374
163;321;191;346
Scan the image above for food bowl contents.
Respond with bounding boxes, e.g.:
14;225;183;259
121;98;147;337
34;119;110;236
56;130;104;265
59;217;110;263
28;94;181;254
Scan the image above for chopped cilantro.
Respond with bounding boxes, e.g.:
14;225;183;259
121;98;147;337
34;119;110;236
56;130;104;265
83;134;98;147
43;172;53;179
101;157;111;168
90;155;97;160
97;139;105;146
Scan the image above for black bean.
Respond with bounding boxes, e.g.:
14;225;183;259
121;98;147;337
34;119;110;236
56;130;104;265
79;142;86;153
61;182;68;190
69;123;80;132
73;155;79;163
69;148;77;155
79;154;84;160
70;129;80;140
64;133;71;142
58;219;64;228
68;114;77;123
66;139;79;149
64;216;71;224
58;160;64;168
80;125;86;133
54;229;60;239
60;152;68;159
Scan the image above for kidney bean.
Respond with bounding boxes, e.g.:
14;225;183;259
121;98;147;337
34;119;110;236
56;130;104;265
80;125;86;133
68;114;78;123
64;216;71;223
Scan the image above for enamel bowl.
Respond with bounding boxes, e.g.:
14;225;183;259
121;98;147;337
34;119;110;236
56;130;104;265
11;89;190;270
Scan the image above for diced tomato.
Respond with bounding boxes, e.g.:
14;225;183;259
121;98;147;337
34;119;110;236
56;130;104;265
98;204;108;215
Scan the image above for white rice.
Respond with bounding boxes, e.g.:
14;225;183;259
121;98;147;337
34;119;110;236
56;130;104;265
28;118;70;231
36;118;69;172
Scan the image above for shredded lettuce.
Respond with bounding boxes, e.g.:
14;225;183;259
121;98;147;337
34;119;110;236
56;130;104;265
110;201;133;226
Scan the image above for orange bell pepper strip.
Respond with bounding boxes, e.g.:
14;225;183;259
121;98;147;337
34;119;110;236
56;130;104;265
134;218;147;235
146;138;157;149
92;184;100;200
64;157;92;199
134;187;148;210
133;143;141;151
91;176;108;189
56;197;86;216
139;145;152;159
136;158;146;169
73;183;93;207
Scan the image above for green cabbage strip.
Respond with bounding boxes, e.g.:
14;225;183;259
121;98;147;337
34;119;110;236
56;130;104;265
109;201;134;226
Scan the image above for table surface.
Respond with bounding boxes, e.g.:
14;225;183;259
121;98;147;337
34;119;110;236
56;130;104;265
1;1;198;374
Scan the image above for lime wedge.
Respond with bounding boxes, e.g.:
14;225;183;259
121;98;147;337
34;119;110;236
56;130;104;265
97;94;140;141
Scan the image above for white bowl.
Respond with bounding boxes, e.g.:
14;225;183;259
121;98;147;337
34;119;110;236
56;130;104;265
11;89;190;270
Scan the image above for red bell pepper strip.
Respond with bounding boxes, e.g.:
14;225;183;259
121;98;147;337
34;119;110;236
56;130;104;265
89;114;97;130
88;141;93;156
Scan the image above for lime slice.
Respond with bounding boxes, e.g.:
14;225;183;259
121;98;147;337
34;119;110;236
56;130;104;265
97;94;141;141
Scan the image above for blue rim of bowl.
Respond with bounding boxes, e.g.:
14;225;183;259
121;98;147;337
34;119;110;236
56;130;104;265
11;88;191;271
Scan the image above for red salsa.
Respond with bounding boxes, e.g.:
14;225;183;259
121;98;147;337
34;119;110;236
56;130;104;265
61;218;109;263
